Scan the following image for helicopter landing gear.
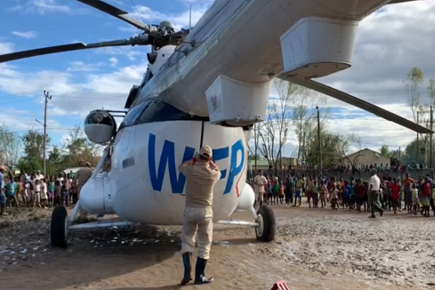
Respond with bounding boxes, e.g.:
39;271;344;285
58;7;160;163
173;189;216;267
255;205;276;242
50;206;69;248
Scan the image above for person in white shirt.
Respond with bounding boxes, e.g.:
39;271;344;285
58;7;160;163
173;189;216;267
253;170;267;206
368;168;383;218
35;170;44;181
33;179;41;208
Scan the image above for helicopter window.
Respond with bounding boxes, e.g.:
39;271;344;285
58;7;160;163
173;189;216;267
136;100;209;124
122;101;148;127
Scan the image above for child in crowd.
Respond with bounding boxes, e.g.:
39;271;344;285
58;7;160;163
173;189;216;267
34;179;41;208
278;181;284;205
272;177;279;205
412;183;419;215
40;178;48;208
48;177;55;206
54;178;62;207
330;184;338;210
342;180;351;210
5;177;19;210
319;181;326;208
62;180;69;206
312;180;319;208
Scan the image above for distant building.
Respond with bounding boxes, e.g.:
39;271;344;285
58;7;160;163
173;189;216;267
342;148;390;168
248;157;297;171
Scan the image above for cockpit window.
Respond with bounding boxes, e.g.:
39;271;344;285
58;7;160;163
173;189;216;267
119;99;208;130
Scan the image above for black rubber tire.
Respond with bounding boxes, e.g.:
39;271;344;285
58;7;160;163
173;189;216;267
255;205;276;242
50;206;68;248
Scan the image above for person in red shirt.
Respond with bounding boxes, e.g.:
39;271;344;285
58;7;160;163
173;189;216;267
421;177;431;217
389;178;401;214
354;179;366;212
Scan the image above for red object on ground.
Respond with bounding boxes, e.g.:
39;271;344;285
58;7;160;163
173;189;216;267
270;280;290;290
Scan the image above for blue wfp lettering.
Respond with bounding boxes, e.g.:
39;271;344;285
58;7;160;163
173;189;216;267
224;139;245;194
148;133;245;195
148;133;195;193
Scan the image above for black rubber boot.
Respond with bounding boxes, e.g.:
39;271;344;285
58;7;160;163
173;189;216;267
180;252;192;285
194;257;213;285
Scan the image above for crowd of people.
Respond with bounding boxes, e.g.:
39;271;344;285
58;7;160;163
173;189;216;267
0;162;93;216
251;169;435;218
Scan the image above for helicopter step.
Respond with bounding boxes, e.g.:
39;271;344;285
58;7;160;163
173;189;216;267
69;218;133;231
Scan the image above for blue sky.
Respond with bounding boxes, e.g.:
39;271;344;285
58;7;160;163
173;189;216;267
0;0;210;149
0;0;434;157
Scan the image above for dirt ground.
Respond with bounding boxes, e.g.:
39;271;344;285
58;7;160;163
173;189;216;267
1;203;435;290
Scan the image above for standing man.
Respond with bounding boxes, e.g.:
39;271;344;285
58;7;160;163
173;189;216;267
253;170;267;207
74;161;93;218
178;145;221;285
368;168;383;218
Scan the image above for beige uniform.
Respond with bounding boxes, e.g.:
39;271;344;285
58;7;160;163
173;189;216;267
74;166;93;217
179;162;220;260
75;167;93;198
253;174;267;202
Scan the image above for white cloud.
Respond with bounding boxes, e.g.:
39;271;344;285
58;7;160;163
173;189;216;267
127;3;210;31
0;1;434;154
9;0;87;15
94;46;148;61
67;61;106;72
109;57;118;67
0;42;14;54
11;31;37;39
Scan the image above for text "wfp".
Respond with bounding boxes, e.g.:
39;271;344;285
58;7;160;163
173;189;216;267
147;133;245;194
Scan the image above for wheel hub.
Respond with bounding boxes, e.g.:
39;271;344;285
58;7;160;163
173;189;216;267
255;214;264;237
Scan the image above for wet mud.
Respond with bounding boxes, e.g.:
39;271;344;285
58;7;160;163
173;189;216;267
0;205;433;290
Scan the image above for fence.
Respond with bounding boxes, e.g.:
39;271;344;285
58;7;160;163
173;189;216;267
247;168;434;181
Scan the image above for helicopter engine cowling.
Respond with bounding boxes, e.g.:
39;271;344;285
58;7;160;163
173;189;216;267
206;75;271;127
236;183;255;211
79;172;115;215
84;110;117;144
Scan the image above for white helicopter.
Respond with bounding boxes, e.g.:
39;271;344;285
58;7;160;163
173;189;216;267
0;0;429;248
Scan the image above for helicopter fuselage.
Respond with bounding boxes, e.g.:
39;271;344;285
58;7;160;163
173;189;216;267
134;0;391;117
80;117;253;225
80;0;392;226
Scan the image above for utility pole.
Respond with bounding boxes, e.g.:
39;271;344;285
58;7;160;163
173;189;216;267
43;91;52;176
316;106;322;176
417;111;419;165
430;106;433;169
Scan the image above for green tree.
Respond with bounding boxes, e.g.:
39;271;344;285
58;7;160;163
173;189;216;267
380;145;390;157
404;67;424;123
305;127;349;168
17;156;42;174
46;145;65;176
257;80;296;168
291;85;328;161
62;126;100;167
0;125;21;169
21;129;50;161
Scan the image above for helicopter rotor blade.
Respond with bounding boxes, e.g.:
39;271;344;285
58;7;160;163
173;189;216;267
388;0;420;4
75;0;157;33
277;75;433;134
0;36;150;63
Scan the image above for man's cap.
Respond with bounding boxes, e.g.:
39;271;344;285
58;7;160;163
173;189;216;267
0;166;5;171
199;145;213;158
370;167;377;173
